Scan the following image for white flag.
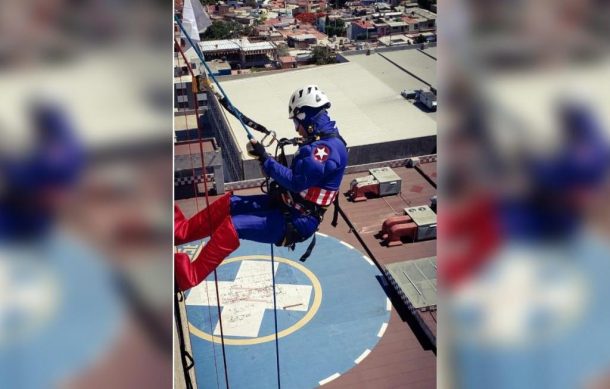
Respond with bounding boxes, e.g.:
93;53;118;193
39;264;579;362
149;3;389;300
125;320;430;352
181;0;201;42
181;0;212;42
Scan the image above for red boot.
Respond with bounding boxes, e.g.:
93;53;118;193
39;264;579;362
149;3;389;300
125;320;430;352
175;193;232;246
175;216;240;291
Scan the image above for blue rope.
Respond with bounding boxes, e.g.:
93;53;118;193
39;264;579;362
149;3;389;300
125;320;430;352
174;15;254;140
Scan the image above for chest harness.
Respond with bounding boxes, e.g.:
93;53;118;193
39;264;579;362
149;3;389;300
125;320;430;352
266;133;347;261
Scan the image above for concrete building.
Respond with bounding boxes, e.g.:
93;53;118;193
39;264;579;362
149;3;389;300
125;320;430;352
206;59;233;76
346;7;436;40
174;77;209;113
217;2;232;15
289;50;314;64
347;19;377;40
207;47;437;181
197;38;277;69
378;33;412;46
278;55;297;69
385;19;409;34
256;28;285;42
287;34;317;49
232;13;256;26
174;115;226;198
288;0;326;13
174;51;209;114
405;7;437;32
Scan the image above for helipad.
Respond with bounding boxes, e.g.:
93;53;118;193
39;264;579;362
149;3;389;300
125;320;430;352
179;233;392;388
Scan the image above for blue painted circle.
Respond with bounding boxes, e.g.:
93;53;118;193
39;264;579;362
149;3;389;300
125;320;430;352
183;234;391;388
0;233;122;388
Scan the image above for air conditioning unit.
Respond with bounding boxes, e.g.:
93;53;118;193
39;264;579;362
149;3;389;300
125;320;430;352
370;167;401;196
348;167;401;201
404;205;436;241
349;175;379;202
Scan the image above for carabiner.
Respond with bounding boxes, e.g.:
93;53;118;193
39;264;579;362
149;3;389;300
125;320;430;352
261;130;277;147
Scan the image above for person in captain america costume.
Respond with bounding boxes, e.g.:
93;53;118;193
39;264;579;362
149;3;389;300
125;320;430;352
174;85;348;291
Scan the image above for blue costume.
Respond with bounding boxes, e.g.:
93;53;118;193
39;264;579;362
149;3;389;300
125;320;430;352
174;85;348;291
231;110;348;244
175;107;348;291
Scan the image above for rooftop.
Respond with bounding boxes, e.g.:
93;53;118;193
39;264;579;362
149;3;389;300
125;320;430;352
386;20;407;27
263;17;281;25
377;49;437;88
291;33;317;40
198;39;276;53
353;19;376;29
216;49;437;160
422;46;437;59
174;139;219;173
281;23;327;40
342;48;435;108
174;114;200;132
175;139;216;158
278;56;296;63
402;15;421;24
335;164;437;265
411;7;437;20
378;34;412;46
199;39;239;51
175;160;438;388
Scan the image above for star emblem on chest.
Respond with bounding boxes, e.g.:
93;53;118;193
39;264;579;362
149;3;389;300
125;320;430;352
313;145;330;162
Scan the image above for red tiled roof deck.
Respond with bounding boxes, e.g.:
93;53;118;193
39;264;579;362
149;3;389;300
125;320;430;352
353;19;375;29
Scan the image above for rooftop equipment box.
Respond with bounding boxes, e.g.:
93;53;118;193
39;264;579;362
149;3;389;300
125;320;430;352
369;167;401;196
404;205;437;241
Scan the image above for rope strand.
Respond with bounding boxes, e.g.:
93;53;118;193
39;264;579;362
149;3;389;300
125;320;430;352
175;15;254;140
176;51;221;387
175;38;230;388
175;17;282;388
270;244;282;388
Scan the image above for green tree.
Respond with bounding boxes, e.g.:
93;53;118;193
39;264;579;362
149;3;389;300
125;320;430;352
311;46;336;65
255;14;267;26
203;20;244;39
325;19;345;37
243;24;256;37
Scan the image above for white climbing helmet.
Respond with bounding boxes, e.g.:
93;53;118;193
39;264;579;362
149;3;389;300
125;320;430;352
288;85;331;120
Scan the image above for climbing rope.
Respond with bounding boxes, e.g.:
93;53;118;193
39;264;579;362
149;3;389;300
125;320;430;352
174;291;195;389
174;17;282;388
175;38;230;388
270;244;281;389
175;14;267;141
